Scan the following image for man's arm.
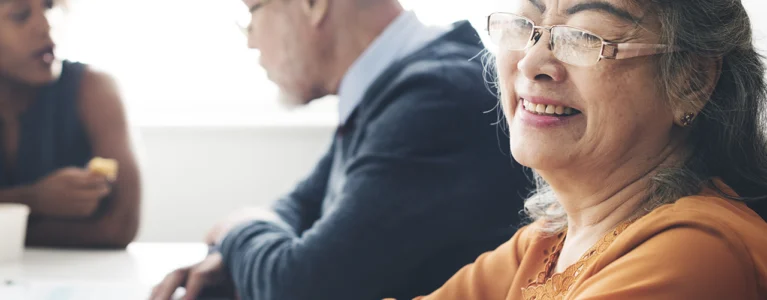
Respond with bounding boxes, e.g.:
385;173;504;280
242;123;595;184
205;143;334;245
270;143;334;234
25;68;141;249
220;79;515;300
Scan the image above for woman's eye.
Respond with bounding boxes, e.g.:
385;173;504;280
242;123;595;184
10;9;31;23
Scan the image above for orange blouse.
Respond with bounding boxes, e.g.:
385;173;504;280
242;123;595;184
414;182;767;300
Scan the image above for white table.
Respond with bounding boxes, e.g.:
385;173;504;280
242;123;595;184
0;243;209;299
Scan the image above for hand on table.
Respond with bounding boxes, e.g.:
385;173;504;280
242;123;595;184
204;207;282;245
150;252;239;300
30;167;112;218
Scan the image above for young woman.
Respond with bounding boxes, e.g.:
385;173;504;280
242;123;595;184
0;0;140;248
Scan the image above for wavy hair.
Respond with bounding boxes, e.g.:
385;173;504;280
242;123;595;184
486;0;767;234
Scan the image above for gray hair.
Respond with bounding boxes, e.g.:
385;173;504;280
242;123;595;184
486;0;767;234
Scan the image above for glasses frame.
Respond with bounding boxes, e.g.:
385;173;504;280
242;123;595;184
486;12;679;66
238;0;276;36
249;0;274;13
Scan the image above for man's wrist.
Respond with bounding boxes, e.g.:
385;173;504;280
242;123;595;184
208;243;222;255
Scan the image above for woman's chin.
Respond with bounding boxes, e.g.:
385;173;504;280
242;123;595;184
509;121;582;171
510;143;572;172
25;74;59;87
22;62;62;86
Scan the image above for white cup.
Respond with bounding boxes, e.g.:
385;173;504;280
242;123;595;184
0;203;30;263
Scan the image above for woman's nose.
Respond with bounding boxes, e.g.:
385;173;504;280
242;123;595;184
516;29;566;82
33;12;53;38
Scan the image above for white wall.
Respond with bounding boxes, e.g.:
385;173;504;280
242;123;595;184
744;0;767;54
135;126;334;242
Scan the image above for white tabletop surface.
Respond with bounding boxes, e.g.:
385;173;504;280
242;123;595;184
0;243;209;300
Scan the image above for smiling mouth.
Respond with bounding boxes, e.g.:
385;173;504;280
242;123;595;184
521;98;582;117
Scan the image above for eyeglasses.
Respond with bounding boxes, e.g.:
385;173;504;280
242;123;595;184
486;12;678;67
248;0;274;13
238;0;275;36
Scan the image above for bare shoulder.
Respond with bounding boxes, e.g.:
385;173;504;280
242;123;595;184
76;66;127;130
78;66;120;104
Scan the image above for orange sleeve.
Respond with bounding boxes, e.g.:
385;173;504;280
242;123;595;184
570;226;756;300
413;226;530;300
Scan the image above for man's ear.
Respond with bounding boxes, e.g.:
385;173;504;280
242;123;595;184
301;0;330;26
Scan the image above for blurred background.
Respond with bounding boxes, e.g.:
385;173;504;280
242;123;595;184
50;0;767;242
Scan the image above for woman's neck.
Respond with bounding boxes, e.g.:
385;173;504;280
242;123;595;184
552;170;655;273
544;137;690;234
566;171;653;235
542;140;690;273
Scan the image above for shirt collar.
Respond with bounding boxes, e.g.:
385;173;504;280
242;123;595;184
337;11;447;124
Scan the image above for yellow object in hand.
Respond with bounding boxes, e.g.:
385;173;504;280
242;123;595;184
87;157;119;181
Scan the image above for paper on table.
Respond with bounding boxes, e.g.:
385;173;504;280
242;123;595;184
0;280;157;300
0;280;230;300
0;281;24;299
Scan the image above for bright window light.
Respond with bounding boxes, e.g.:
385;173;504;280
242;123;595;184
54;0;765;127
55;0;495;127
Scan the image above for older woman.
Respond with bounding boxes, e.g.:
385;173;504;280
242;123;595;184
413;0;767;299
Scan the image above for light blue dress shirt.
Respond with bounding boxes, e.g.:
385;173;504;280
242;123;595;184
337;11;448;124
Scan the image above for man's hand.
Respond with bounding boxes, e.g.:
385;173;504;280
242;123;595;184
204;207;282;245
150;252;237;300
30;167;111;218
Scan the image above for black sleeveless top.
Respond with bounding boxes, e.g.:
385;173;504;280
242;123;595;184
0;60;92;187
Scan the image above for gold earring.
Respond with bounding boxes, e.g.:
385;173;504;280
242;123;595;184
681;112;696;127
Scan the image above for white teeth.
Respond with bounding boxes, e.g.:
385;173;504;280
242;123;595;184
42;53;54;63
520;98;577;116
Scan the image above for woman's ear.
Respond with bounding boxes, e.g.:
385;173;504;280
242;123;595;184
672;57;722;127
301;0;330;27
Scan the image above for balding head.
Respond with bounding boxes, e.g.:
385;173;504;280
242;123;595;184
329;0;403;31
353;0;397;9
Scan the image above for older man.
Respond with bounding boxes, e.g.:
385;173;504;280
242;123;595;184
151;0;531;299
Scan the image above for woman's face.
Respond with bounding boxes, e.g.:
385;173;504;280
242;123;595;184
0;0;61;86
498;0;680;177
